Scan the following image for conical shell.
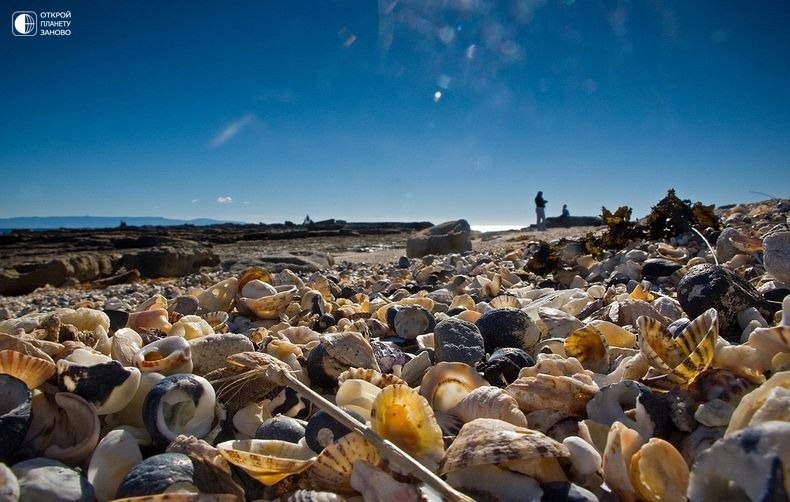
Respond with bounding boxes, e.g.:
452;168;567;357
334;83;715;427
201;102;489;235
0;349;56;389
439;418;569;475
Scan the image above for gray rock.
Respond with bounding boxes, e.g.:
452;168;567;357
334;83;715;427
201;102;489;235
715;227;743;263
763;231;790;283
169;295;200;315
476;308;541;354
677;264;777;342
12;457;94;502
433;317;485;366
406;220;472;258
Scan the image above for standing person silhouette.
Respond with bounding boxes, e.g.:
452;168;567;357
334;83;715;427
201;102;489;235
535;191;547;230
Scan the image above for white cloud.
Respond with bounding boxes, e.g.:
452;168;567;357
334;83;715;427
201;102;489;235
191;198;199;204
217;196;233;204
208;113;255;148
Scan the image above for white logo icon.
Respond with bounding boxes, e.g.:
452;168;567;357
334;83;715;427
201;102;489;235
12;11;37;36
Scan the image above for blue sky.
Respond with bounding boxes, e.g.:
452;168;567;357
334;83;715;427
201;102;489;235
2;1;789;227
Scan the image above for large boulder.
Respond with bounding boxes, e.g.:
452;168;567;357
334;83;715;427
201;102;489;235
221;251;334;274
406;219;472;258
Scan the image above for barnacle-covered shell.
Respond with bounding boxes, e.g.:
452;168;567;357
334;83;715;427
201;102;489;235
447;385;528;427
419;361;488;412
370;384;444;467
217;439;316;485
0;374;32;462
439;418;569;475
132;335;193;375
307;432;381;493
143;373;216;446
0;350;56;389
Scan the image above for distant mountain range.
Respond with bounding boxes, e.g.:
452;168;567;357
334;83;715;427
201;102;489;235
0;216;244;231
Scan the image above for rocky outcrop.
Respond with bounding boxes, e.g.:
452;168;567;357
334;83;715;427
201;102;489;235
221;251;334;274
0;243;218;295
406;220;472;258
0;254;116;296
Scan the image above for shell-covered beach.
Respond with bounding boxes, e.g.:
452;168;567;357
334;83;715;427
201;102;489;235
0;195;789;501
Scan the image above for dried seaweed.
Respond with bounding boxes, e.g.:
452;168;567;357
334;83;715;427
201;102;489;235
643;189;719;240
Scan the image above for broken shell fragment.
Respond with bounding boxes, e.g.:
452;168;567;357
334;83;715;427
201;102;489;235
132;335;193;375
629;438;689;502
217;439;316;485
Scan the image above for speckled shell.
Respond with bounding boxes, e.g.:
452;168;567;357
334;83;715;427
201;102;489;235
370;384;444;466
217;439;316;485
0;349;56;389
307;432;381;493
439;418;569;475
447;385;528;427
419;361;489;412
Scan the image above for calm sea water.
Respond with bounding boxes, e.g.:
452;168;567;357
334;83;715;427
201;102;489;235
470;224;524;233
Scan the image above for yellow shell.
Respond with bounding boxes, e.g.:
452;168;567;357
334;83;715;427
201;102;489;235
629;438;689;502
370;384;444;466
489;294;521;309
439;418;569;475
564;326;610;373
637;308;718;388
419;361;488;412
0;349;56;389
588;320;637;348
307;432;381;493
216;439;316;485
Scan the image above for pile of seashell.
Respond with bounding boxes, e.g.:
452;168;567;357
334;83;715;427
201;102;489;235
0;199;788;501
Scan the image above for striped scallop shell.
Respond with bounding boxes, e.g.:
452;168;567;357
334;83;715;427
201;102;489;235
370;384;444;466
307;432;381;493
637;308;718;388
0;349;56;389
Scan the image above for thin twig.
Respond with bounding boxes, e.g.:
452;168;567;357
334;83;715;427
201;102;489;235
691;226;718;266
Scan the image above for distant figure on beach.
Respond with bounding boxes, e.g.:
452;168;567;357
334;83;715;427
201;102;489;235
302;214;313;225
534;191;547;230
561;204;570;218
